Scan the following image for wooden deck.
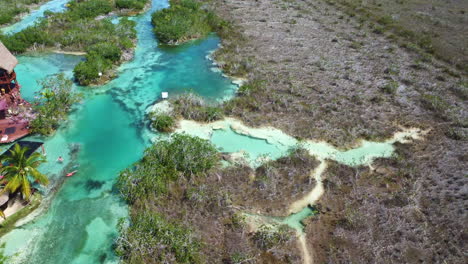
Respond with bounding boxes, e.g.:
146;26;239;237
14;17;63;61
0;118;30;143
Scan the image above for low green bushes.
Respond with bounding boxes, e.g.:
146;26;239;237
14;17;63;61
0;0;145;86
73;56;112;86
117;133;219;203
29;74;82;135
149;113;175;132
86;43;122;62
68;0;113;20
0;0;42;25
116;211;202;264
151;0;219;44
115;0;147;10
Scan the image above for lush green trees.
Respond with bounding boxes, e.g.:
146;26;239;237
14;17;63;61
0;0;144;85
30;74;82;135
117;134;219;203
74;56;112;86
86;43;122;62
0;144;48;200
151;0;219;44
116;0;148;10
0;0;42;25
67;0;113;20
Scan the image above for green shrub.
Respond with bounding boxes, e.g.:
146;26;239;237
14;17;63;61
116;0;147;10
86;43;122;62
117;134;219;202
30;74;82;135
0;13;15;25
1;1;141;86
73;56;112;85
0;0;35;25
149;134;219;176
68;0;113;19
116;212;202;263
151;0;218;44
150;113;175;132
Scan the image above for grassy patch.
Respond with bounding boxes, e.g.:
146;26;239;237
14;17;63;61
116;211;202;264
151;0;219;44
117;133;220;203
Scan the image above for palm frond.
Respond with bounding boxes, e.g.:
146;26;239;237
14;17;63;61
29;168;49;186
21;176;31;200
4;176;22;194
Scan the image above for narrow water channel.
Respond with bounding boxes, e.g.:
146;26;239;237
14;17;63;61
1;0;236;263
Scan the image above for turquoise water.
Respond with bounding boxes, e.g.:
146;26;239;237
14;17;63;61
211;127;287;165
15;54;83;101
278;206;315;232
2;0;71;34
1;0;236;263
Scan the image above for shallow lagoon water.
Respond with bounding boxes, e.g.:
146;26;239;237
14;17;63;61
1;0;236;263
211;127;287;165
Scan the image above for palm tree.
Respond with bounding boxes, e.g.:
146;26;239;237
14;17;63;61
0;144;48;200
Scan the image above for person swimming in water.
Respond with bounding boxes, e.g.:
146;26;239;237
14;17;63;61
57;156;64;163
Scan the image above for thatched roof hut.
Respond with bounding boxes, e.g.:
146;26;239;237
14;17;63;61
0;42;18;73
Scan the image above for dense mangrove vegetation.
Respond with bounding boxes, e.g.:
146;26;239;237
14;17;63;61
0;0;150;85
151;0;221;44
0;0;46;25
116;134;219;263
30;73;82;135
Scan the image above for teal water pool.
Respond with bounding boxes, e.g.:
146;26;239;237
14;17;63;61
211;127;288;166
1;0;237;263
